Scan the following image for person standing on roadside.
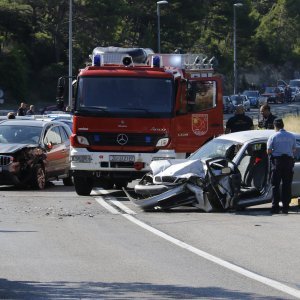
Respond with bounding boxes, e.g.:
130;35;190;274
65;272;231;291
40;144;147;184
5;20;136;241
258;104;277;129
267;118;296;214
284;85;292;103
225;104;254;133
17;102;27;116
26;105;35;115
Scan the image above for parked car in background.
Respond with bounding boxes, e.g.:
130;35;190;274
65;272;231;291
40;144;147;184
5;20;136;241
242;90;260;107
260;86;284;104
128;130;300;212
222;96;234;114
229;94;250;111
290;86;300;102
289;79;300;89
0;119;73;189
41;113;73;130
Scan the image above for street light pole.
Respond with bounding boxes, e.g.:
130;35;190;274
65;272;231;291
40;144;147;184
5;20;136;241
233;2;243;94
68;0;73;108
157;1;168;53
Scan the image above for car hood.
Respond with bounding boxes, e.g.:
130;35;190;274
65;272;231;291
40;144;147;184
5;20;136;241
0;143;38;154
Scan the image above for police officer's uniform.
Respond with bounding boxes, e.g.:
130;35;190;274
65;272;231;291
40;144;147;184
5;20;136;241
225;114;253;133
259;113;277;129
267;119;296;213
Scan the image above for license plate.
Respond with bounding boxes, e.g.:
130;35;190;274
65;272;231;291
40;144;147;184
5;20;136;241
109;155;135;162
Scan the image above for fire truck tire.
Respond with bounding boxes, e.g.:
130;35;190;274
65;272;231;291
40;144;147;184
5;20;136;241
74;176;93;195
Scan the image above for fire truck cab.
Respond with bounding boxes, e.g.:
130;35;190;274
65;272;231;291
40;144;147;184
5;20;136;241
59;47;223;195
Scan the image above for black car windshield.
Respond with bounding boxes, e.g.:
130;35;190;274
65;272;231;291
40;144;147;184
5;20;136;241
189;139;242;160
0;125;42;144
76;77;174;114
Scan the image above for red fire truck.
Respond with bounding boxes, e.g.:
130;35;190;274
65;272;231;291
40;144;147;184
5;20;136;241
58;47;224;195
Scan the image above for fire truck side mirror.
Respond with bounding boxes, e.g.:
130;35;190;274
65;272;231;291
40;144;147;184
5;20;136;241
56;77;66;99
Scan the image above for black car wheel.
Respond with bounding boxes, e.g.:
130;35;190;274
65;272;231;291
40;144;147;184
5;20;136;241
74;176;93;195
31;164;46;190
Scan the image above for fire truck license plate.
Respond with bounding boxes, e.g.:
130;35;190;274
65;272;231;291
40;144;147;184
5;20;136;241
109;155;135;162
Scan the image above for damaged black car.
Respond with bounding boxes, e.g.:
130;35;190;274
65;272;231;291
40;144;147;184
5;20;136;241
124;130;300;212
0;119;73;189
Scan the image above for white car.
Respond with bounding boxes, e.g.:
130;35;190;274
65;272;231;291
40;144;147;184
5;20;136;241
129;130;300;212
230;94;251;111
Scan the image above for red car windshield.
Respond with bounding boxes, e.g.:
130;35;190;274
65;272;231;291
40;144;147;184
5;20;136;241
0;125;42;144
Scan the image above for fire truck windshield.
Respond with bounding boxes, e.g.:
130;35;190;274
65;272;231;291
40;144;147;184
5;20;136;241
76;77;174;115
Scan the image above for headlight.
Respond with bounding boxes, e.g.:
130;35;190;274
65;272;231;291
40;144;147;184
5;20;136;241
76;136;89;145
156;138;169;147
71;155;92;163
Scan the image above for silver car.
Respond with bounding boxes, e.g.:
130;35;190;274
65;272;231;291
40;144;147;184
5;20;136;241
128;130;300;212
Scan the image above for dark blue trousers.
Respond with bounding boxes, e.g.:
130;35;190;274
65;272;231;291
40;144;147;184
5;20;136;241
271;156;294;210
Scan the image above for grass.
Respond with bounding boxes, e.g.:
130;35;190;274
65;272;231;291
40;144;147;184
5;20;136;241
283;115;300;133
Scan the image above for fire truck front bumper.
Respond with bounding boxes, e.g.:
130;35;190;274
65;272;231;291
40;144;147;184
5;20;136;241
70;147;184;172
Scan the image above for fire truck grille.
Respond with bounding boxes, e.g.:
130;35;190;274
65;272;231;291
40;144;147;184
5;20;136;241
0;155;12;166
82;132;166;147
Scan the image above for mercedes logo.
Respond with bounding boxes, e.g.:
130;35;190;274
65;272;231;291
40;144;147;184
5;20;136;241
116;134;128;145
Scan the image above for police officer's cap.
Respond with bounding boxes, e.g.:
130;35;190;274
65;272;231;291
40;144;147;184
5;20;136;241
273;118;284;127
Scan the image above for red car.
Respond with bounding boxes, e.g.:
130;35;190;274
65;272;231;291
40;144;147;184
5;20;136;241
0;119;72;189
261;86;284;104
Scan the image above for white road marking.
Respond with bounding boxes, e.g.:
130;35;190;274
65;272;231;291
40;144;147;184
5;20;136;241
95;197;120;214
110;200;136;215
92;188;110;195
95;198;300;299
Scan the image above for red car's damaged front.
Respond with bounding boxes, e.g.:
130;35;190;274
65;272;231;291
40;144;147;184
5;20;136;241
0;144;47;188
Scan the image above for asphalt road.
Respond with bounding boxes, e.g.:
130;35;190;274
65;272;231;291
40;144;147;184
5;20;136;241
1;181;300;299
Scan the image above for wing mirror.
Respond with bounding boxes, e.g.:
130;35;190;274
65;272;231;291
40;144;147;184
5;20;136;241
46;142;53;150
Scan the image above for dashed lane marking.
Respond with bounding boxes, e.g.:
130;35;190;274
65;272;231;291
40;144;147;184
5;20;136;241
95;197;300;299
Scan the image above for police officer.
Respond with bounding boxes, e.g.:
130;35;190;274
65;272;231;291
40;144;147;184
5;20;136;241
258;104;277;129
267;118;296;214
225;104;254;133
17;102;27;116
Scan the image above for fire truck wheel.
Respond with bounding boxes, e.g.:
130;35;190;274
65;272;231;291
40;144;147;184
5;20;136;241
74;176;93;196
115;180;128;189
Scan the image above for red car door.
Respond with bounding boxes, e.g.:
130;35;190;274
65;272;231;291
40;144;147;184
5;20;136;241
43;126;68;178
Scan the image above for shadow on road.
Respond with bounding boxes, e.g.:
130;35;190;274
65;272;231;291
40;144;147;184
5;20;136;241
0;278;280;299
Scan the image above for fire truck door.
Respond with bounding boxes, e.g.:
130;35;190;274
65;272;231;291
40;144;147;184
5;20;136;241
174;78;221;154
